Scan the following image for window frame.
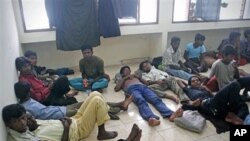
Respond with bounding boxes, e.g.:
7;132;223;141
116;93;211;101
19;0;160;33
172;0;250;23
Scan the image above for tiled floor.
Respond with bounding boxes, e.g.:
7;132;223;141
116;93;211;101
68;63;250;141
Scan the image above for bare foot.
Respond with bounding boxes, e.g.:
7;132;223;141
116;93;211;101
148;118;160;126
225;112;243;125
134;129;142;141
65;89;78;97
97;130;118;140
189;99;201;107
169;108;183;122
121;95;133;111
127;124;140;141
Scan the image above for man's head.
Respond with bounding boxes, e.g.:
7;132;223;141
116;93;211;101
221;44;236;64
2;104;27;133
14;81;31;102
15;57;32;74
188;76;201;87
81;46;93;58
171;36;181;52
24;50;37;65
229;31;241;45
139;60;152;73
120;66;131;77
244;29;250;42
194;33;205;47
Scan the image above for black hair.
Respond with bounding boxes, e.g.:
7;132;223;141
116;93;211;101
15;57;30;71
24;50;37;58
222;44;236;56
81;46;93;52
14;81;31;100
139;60;151;71
171;36;181;45
120;66;130;74
195;33;205;41
229;31;241;42
188;76;201;85
244;29;250;38
2;104;26;124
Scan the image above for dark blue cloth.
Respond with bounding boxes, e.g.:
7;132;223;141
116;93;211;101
56;68;74;76
45;0;100;51
202;80;249;119
183;87;212;101
99;0;121;38
111;0;137;19
127;84;173;120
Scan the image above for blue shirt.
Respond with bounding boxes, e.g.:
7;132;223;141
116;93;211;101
21;98;66;120
183;87;213;101
244;114;250;125
185;42;206;59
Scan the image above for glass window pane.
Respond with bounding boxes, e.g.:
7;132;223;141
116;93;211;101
140;0;158;23
173;0;190;22
219;0;243;20
21;0;50;30
243;0;250;19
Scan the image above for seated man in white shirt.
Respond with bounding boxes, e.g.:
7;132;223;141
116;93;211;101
162;36;193;80
139;60;190;103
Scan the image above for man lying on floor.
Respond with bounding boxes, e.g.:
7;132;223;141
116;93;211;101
2;104;142;141
180;76;250;125
115;66;183;126
14;81;132;120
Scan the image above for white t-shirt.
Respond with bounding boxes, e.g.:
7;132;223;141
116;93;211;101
209;59;236;89
142;66;169;81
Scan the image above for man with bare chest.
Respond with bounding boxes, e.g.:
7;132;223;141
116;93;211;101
115;66;183;126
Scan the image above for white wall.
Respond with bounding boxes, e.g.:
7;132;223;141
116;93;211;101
0;0;21;140
22;34;151;68
13;0;250;68
13;0;250;43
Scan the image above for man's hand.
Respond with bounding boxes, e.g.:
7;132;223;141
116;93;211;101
124;75;134;80
47;82;54;90
104;74;111;81
156;80;164;85
60;117;72;129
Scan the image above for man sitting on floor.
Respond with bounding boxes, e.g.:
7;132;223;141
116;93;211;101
69;46;110;93
14;81;133;120
16;57;78;106
184;33;207;74
162;36;193;80
3;104;143;141
3;93;118;140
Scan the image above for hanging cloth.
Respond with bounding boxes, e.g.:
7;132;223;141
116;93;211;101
45;0;100;51
99;0;121;38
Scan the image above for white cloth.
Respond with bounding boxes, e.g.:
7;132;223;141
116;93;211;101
209;59;236;89
141;66;169;81
7;128;39;141
34;119;78;141
162;46;185;69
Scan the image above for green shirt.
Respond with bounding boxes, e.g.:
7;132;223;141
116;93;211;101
79;55;105;79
